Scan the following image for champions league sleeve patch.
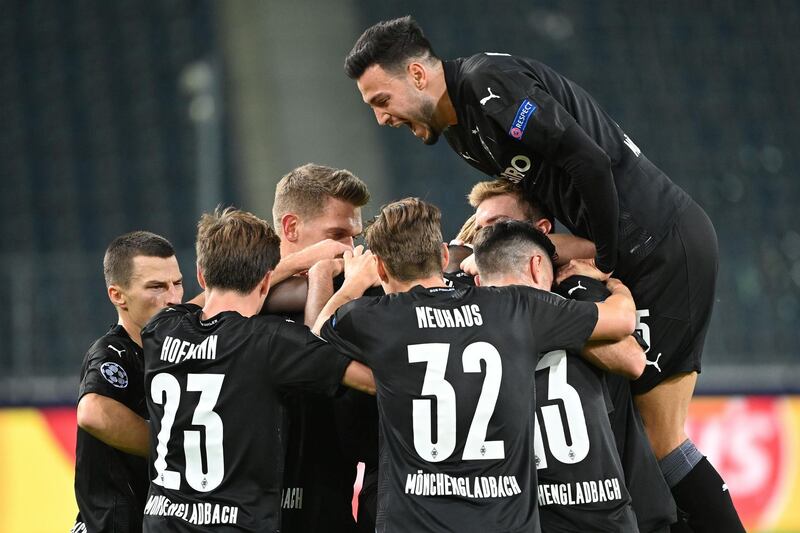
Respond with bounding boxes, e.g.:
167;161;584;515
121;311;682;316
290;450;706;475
508;99;537;140
100;361;129;388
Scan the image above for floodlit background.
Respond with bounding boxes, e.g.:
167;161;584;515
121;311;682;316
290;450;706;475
0;1;798;531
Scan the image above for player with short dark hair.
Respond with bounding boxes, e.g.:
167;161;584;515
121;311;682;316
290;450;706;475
470;182;679;532
73;231;183;533
140;207;374;532
346;17;741;532
314;198;637;532
475;220;648;532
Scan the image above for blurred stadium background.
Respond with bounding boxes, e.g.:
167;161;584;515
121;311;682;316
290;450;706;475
0;1;798;531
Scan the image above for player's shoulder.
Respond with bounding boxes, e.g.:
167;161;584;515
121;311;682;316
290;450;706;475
144;303;202;331
477;283;571;308
333;293;387;323
458;52;541;88
85;324;139;363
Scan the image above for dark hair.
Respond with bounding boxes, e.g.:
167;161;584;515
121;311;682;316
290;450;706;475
365;197;443;282
196;206;281;294
473;220;557;279
272;163;370;235
345;16;437;79
103;231;176;288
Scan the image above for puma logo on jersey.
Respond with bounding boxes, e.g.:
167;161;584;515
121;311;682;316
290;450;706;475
460;152;479;163
645;352;663;372
567;281;587;296
108;344;125;357
480;87;501;106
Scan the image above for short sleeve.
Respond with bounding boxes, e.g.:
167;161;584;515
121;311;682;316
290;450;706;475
524;288;598;354
318;300;369;365
79;344;135;403
268;319;352;397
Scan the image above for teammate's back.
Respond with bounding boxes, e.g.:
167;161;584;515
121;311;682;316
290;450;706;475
314;199;637;533
141;207;374;532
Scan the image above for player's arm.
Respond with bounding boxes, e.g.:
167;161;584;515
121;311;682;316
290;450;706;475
76;393;149;457
581;336;646;380
547;233;595;265
304;258;344;327
312;246;377;335
261;275;308;315
482;71;618;274
342;361;376;396
271;239;353;285
588;278;636;341
549;122;619;275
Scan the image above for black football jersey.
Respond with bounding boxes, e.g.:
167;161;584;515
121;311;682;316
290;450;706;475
555;276;675;531
270;275;381;533
321;285;598;533
533;350;638;532
140;303;351;532
442;54;692;274
73;324;150;533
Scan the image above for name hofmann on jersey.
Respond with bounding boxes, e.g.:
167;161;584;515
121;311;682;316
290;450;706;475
160;335;218;363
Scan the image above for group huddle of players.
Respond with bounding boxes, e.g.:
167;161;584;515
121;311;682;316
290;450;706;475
71;15;746;533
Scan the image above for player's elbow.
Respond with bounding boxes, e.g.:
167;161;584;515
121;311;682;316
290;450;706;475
77;393;106;435
619;346;646;380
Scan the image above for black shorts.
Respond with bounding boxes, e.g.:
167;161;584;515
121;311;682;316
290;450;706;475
621;201;719;395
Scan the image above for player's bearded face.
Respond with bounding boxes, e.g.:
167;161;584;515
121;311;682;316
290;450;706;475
357;64;443;145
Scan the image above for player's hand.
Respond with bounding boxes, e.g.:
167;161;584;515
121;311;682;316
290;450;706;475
556;258;611;284
289;239;353;275
460;253;479;276
342;245;379;295
307;258;344;280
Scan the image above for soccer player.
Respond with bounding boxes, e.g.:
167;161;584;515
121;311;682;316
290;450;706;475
73;231;183;533
269;163;375;533
468;179;678;532
345;17;741;532
474;221;643;532
140;207;374;532
314;198;636;532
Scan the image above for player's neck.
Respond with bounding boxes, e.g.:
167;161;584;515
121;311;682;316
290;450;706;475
117;316;143;348
202;288;264;319
481;275;540;291
430;61;457;126
383;274;448;294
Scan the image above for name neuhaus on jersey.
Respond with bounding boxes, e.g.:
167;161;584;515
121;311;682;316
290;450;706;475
160;335;218;363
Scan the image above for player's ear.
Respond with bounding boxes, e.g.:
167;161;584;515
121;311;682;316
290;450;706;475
376;257;390;283
533;217;552;235
440;242;449;271
260;271;272;298
281;214;300;243
529;254;544;286
196;265;207;290
108;284;126;310
408;61;426;90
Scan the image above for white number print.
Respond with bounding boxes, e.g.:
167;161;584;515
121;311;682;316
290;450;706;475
533;351;590;469
151;373;226;492
635;309;651;352
408;342;504;463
